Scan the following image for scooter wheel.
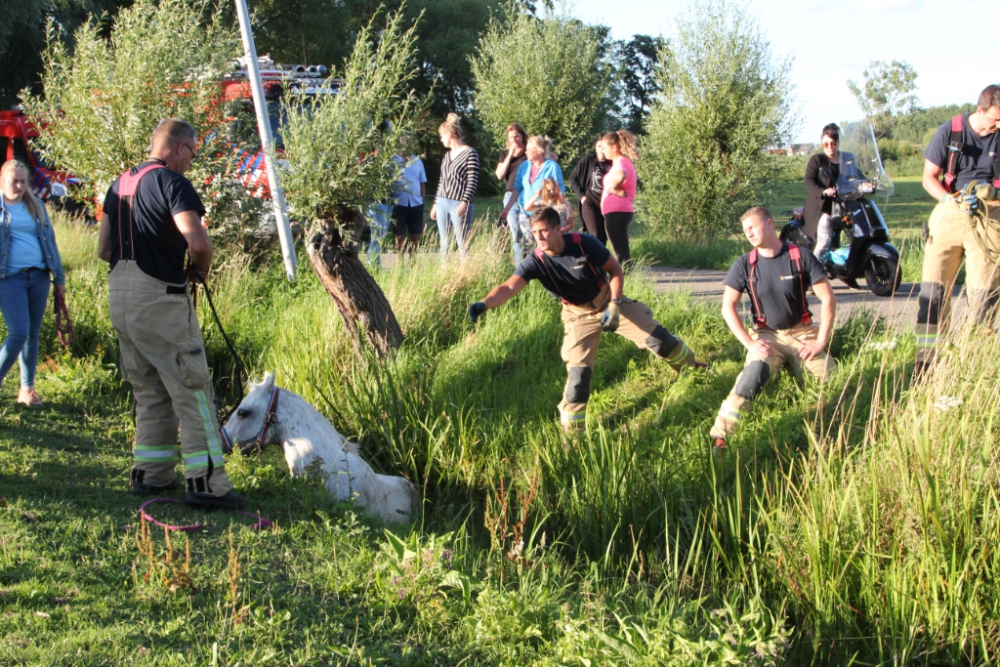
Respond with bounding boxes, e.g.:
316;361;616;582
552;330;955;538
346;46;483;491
865;256;901;297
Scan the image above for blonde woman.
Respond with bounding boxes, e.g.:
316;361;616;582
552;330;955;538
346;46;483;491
599;130;639;266
430;113;480;262
0;159;66;408
499;135;565;263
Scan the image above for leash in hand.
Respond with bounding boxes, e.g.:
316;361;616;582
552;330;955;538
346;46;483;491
53;290;74;347
188;273;247;423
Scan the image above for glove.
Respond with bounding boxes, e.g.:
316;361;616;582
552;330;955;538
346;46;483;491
964;180;997;200
944;193;979;214
600;302;621;332
496;215;508;229
469;301;488;324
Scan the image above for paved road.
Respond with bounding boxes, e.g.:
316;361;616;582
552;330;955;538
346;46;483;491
374;251;966;329
643;267;968;329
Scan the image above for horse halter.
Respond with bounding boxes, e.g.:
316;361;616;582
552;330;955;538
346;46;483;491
220;386;281;455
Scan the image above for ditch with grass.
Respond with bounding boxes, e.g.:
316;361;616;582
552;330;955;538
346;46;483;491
3;173;996;665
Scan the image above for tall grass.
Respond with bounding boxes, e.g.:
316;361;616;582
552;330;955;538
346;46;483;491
6;210;999;664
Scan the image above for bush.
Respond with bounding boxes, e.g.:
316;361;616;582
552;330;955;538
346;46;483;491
470;4;612;167
279;7;425;225
638;0;793;242
22;0;238;204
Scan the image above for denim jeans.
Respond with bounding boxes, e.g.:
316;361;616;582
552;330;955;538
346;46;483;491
366;202;393;268
436;197;474;262
0;267;50;388
503;191;532;264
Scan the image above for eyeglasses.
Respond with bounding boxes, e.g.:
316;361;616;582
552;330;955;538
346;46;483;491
822;141;838;148
183;142;198;160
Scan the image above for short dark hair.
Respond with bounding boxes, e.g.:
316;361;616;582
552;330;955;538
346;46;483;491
978;85;1000;111
741;206;773;224
529;207;561;228
821;123;840;143
152;118;197;146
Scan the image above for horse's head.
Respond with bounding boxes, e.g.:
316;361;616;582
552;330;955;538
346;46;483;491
222;372;282;454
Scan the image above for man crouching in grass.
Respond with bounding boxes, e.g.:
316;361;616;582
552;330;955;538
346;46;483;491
710;206;837;455
468;207;704;434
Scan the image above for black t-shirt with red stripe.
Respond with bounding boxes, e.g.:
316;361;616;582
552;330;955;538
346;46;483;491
104;159;205;285
725;243;827;330
514;233;610;305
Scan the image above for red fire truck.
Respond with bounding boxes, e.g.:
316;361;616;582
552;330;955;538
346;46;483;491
219;58;340;199
0;109;80;202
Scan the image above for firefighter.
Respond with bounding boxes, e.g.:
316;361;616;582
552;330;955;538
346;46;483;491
468;207;703;433
915;85;1000;371
710;206;837;453
98;118;244;509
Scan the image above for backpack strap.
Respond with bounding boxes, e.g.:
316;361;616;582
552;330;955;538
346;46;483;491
746;245;812;328
116;163;166;261
787;244;813;326
943;114;964;194
746;248;767;328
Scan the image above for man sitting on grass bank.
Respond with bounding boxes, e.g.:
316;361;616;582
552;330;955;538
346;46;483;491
710;206;837;454
469;207;703;433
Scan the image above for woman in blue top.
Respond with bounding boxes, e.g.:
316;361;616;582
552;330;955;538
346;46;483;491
0;160;66;408
498;135;564;264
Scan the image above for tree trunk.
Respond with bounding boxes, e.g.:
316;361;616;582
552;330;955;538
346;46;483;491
307;211;404;360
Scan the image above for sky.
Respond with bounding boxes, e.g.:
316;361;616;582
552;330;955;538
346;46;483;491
570;0;999;143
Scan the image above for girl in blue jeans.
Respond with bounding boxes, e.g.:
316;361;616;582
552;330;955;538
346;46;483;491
0;160;66;408
430;113;479;262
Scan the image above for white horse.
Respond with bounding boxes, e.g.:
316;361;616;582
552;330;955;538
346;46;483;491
221;373;418;523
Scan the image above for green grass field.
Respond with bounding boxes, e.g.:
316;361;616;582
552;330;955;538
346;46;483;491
2;191;997;665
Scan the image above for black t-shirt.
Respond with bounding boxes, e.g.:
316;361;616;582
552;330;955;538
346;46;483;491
104;160;206;285
499;150;527;193
514;233;611;305
924;114;999;192
587;160;612;202
725;244;827;330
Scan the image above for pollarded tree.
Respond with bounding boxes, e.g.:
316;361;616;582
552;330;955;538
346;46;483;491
470;3;611;167
21;0;238;203
847;60;919;139
279;7;426;359
640;0;793;242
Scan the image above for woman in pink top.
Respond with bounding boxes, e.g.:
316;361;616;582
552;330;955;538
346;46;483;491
598;130;639;266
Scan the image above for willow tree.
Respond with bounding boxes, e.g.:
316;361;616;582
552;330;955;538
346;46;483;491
640;0;793;242
21;0;238;204
470;3;611;167
279;7;425;359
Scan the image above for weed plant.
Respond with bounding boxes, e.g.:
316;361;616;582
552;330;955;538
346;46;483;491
0;210;994;664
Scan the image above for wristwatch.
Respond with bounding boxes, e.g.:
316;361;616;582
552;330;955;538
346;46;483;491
610;298;623;305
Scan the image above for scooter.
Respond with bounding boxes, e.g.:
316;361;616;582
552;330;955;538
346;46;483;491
780;120;901;297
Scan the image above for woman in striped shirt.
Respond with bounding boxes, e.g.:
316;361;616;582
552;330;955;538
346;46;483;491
430;113;480;262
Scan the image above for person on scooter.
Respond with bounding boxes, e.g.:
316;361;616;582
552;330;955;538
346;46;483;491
710;207;837;454
915;85;1000;372
804;123;842;260
468;207;704;434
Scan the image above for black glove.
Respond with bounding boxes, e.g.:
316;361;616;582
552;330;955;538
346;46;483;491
469;301;488;324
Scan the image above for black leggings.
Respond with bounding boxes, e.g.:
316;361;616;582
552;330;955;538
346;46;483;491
604;211;633;266
580;198;607;245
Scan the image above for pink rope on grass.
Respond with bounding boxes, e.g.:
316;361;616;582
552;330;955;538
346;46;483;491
139;498;273;532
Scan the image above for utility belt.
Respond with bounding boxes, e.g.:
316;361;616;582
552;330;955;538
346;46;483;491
562;284;612;313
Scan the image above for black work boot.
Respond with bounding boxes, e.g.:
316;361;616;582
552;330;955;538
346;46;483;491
184;475;245;509
711;437;727;459
130;469;180;496
185;490;245;510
